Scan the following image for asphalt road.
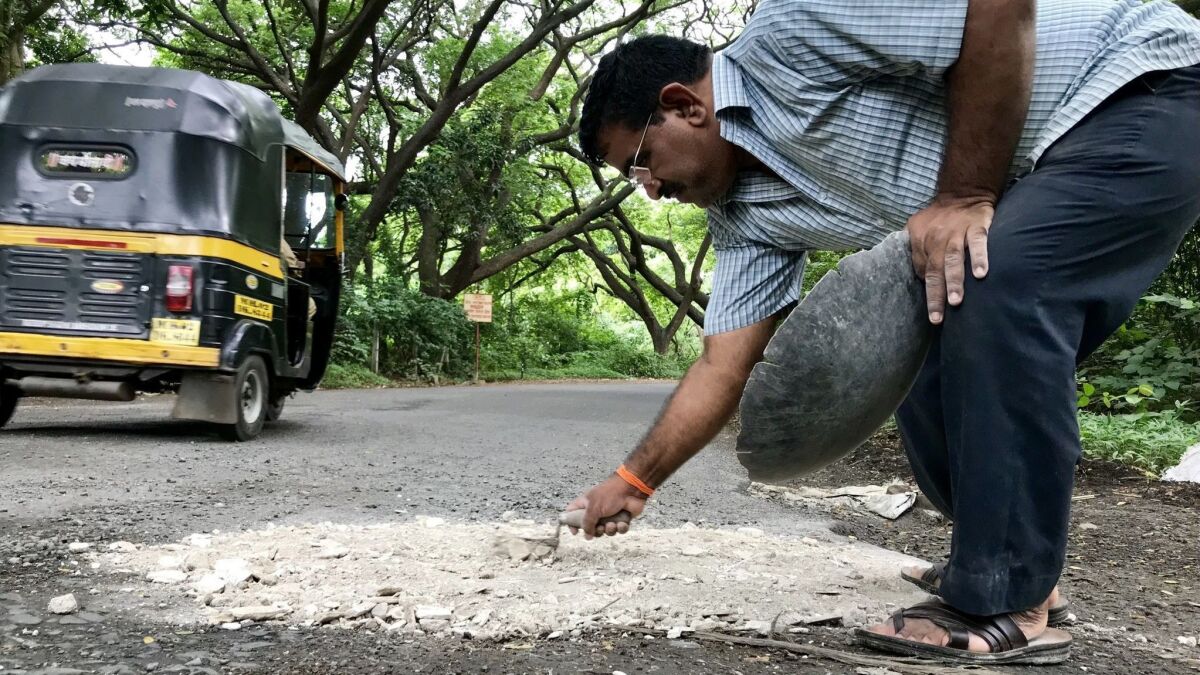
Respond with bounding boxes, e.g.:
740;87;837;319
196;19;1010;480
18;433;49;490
1;382;826;539
0;383;862;674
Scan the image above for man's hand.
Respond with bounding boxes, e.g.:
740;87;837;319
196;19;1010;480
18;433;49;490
566;474;647;540
906;196;993;324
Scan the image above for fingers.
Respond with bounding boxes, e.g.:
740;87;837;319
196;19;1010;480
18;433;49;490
924;233;948;325
565;496;587;536
906;222;928;278
581;500;600;541
943;236;966;309
967;223;990;279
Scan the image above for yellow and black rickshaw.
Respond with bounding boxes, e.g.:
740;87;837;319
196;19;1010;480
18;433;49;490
0;63;345;440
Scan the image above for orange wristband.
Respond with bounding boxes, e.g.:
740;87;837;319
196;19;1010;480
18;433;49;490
616;464;655;497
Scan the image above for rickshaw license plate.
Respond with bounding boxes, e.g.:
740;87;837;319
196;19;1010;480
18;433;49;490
150;318;201;346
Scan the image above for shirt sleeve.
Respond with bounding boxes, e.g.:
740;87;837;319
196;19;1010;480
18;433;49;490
704;242;807;336
751;0;970;85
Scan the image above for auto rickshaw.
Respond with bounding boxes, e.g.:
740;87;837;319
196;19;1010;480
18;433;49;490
0;63;346;440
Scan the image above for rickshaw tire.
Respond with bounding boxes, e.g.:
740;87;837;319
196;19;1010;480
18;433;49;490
0;384;18;429
219;355;269;442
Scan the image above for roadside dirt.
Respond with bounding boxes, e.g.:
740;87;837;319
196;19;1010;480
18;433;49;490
773;428;1200;675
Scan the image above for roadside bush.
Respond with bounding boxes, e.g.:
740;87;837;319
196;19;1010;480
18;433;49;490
334;280;474;381
321;363;393;389
1077;293;1200;420
1078;409;1200;476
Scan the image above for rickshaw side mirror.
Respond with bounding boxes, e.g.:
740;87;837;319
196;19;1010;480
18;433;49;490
335;194;348;211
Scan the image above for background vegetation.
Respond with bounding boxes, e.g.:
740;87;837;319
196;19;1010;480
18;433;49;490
8;0;1197;473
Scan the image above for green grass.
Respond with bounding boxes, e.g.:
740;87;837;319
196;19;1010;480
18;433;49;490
320;363;395;389
1078;409;1200;476
483;365;633;381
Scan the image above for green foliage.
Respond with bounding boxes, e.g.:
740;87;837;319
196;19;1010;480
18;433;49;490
1077;293;1200;419
321;363;394;389
334;280;475;381
802;250;853;294
1078;409;1200;476
1154;226;1200;300
479;289;688;380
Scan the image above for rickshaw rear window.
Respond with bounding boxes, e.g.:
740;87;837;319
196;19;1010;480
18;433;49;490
36;147;135;179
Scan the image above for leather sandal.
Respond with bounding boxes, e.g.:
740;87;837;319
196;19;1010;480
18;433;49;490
853;600;1073;665
900;563;1072;626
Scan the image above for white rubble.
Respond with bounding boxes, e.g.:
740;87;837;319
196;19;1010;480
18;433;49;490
147;570;188;584
213;558;253;584
97;517;928;640
193;574;227;595
47;594;79;615
68;542;93;553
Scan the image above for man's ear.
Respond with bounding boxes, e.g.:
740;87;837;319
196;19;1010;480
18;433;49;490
658;82;708;127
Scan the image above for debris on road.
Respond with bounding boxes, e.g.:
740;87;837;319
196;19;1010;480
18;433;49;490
47;593;79;614
94;517;927;641
751;481;918;520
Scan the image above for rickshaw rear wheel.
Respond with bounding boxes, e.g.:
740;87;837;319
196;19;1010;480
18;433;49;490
266;392;287;422
219;356;269;441
0;383;18;429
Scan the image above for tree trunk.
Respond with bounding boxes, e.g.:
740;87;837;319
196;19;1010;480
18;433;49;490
0;31;25;86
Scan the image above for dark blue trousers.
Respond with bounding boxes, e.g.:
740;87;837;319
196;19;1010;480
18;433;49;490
896;65;1200;616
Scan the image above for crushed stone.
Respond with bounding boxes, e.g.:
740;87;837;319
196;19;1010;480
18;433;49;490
95;515;929;640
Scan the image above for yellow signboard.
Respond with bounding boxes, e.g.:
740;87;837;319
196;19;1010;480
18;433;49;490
463;293;493;323
234;294;274;321
150;318;201;346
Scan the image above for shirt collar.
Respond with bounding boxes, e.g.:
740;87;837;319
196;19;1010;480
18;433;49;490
711;53;749;112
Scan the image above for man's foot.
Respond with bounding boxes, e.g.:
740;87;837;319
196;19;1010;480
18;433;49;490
854;598;1073;664
864;595;1050;653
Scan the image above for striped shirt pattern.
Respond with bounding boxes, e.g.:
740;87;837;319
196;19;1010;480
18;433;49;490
704;0;1200;335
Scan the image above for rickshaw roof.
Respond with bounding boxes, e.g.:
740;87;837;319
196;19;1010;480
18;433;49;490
0;63;344;180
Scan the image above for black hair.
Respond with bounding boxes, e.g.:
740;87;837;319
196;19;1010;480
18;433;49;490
578;35;712;166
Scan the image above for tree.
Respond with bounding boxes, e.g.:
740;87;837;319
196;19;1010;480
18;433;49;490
0;0;61;84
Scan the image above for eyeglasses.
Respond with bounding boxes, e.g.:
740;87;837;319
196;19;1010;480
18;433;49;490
627;113;653;187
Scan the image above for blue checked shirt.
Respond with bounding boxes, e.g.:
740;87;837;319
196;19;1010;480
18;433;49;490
704;0;1200;334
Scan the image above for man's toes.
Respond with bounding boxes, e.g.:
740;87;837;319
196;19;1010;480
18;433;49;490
864;621;898;637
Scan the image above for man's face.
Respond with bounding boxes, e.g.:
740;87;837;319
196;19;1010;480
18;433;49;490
599;87;738;208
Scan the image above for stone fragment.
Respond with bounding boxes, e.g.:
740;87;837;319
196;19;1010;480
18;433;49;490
1079;523;1099;531
420;618;450;632
740;620;773;635
214;558;253;584
1179;636;1198;648
220;622;242;630
48;593;79;614
230;605;289;621
471;608;492;626
157;555;183;570
371;603;389;619
416;605;453;621
183;551;212;571
194;574;227;595
315;611;343;625
315;545;349;559
68;542;93;552
108;541;138;553
147;569;188;584
343;603;374;620
375;586;402;597
387;606;408;621
680;546;705;557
